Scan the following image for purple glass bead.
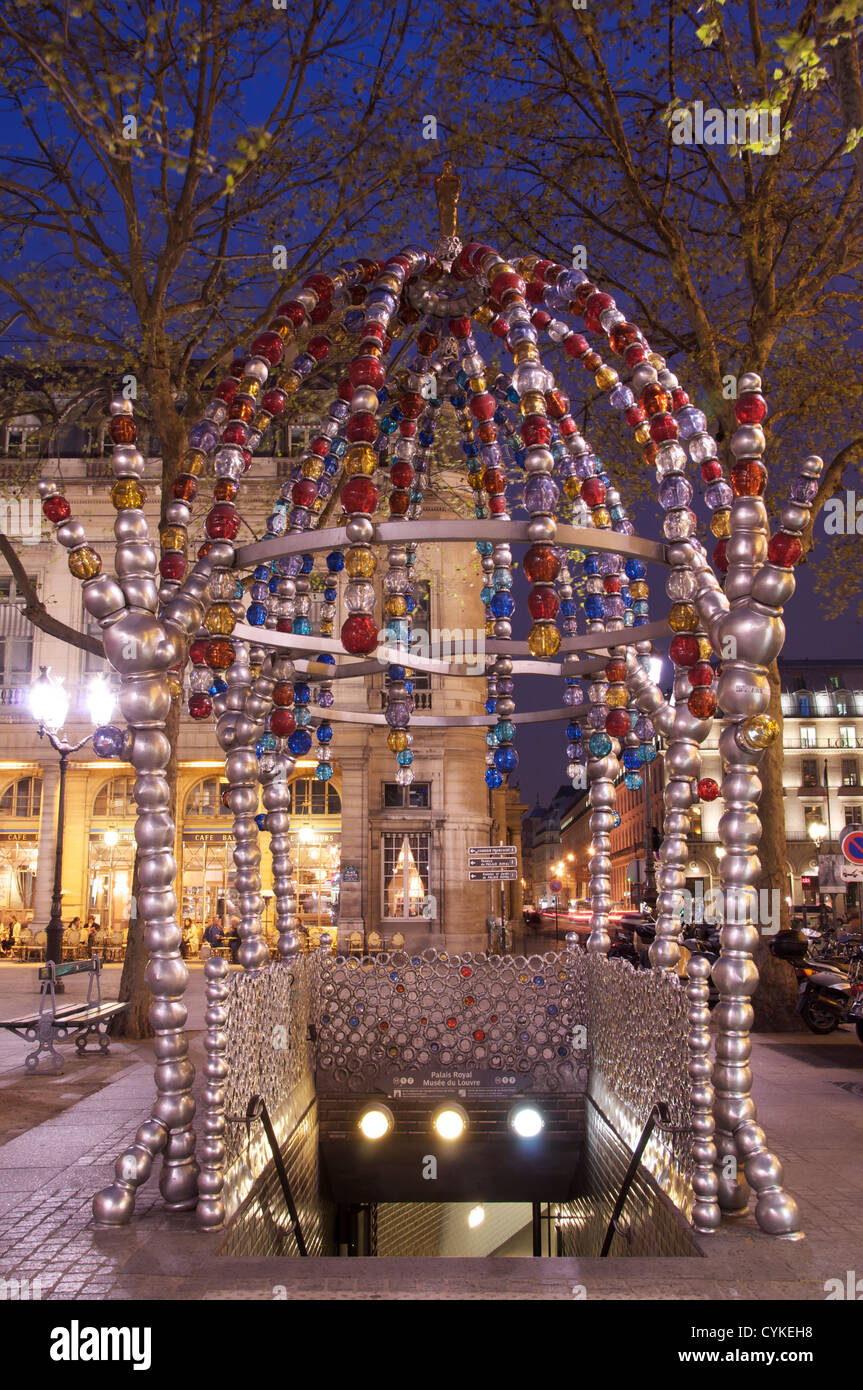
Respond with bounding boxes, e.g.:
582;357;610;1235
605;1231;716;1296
562;619;578;636
613;519;635;535
603;595;625;619
659;476;693;509
250;582;269;601
704;482;734;509
187;421;220;453
563;686;580;707
93;725;126;758
292;353;315;376
676;406;708;440
597;553;622;575
385;699;411;729
497;678;514;695
480;443;504;468
790;477;819;504
317;689;335;708
507;322;537;344
609;384;635;411
523;474;559;513
574;454;598;481
543;287;569;311
588;706;608;729
635;716;655;740
557;269;588;297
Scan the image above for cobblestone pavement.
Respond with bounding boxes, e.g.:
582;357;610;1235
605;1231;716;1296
0;962;861;1299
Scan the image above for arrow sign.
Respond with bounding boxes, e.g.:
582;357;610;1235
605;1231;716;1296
469;857;518;868
839;826;863;864
469;869;518;882
469;845;518;857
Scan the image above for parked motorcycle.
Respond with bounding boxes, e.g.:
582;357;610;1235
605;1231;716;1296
770;930;861;1035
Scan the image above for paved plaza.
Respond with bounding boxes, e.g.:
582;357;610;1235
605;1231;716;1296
0;961;860;1300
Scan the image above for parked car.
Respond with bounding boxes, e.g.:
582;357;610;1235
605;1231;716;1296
522;903;542;925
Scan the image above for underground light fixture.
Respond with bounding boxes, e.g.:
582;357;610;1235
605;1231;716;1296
433;1104;468;1140
358;1105;394;1140
468;1205;485;1229
509;1104;544;1139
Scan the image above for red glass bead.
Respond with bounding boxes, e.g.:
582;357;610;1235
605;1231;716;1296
697;777;720;802
190;639;209;665
400;393;423;420
671;387;690;410
341;613;379;655
580;477;606;507
172;475;198;503
251;331;284;365
205;503;239;540
213;479;237;503
390;461;414;489
701;460;724;483
303;273;334;297
482;468;507;495
206;639;235;669
276;618;293;633
214;380;238;404
602;662;625;685
689;661;714;687
571;282;596;313
276;301;307;327
241;449;252;472
624;405;646;427
731;461;767;496
605;708;631;737
603;576;621;594
349;355;386;389
188;693;212;720
309;300;331;325
688;688;716;719
563;333;589;359
525;281;544;305
399;420;417;439
521;417;552;446
109;416;137;444
307;336;331;362
583;291;615;333
559;417;577;437
734;392;767;425
222;422;248;446
341;477;378;514
545;389;569;419
490;270;525;304
473;1030;485;1042
527;587;560;620
608;322;642;354
338;378;353;402
346;412;377;443
272;682;294;707
649;413;679;443
669;634;700;666
624;343;648;367
470;392;495;421
491;316;508;339
713;539;729;573
767;532;802;568
448;316;471;338
389;491;409;516
159;552;186;581
446;1017;458;1029
292;479;319;509
270;708;297;738
197;542;212;560
531;309;551;330
523;545;559;583
489;494;507;515
43;496;71;523
229;357;248;378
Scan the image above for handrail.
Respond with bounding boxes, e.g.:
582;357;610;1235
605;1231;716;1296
243;1094;308;1256
600;1102;688;1257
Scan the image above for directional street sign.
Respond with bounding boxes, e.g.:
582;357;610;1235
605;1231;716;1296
839;825;863;864
469;869;518;882
469;845;518;858
469;857;518;868
841;863;863;883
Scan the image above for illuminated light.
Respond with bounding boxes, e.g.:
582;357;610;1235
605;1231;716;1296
103;829;120;848
433;1104;468;1140
87;676;115;727
509;1104;544;1138
358;1105;393;1140
468;1205;485;1229
29;666;68;732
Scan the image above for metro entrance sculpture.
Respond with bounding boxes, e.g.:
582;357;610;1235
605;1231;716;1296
32;168;816;1239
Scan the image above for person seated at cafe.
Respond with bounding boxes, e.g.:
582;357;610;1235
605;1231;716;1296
202;918;223;949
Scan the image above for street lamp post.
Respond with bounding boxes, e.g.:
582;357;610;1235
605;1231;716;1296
808;819;830;930
30;668;115;974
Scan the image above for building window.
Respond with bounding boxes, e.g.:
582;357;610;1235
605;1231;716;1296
797;693;810;716
803;805;823;834
383;781;430;809
801;759;819;787
0;574;35;690
841;759;860;788
845;807;862;826
800;726;816;749
689;805;702;839
839;725;857;749
409;580;431;695
382;832;430;918
93;776;136;818
827;674;840;691
288;778;341;817
836;695;849;716
0;775;42;817
184;777;232;818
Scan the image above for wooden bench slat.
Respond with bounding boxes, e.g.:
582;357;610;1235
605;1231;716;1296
0;1001;128;1029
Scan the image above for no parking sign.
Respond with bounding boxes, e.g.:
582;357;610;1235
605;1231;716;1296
839;826;863;865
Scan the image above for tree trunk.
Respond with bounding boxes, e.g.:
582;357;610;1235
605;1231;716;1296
752;659;805;1031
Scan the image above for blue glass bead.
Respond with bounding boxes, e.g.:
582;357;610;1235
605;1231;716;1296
495;720;516;743
476;541;493;556
492;568;513;589
633;600;650;616
210;678;227;695
513;448;526;467
584;555;599;575
287;730;312;756
259;732;277;751
388;665;406;681
326;551;345;572
253;565;269;581
481;586;494;605
485;698;497;715
255;813;268;831
584;595;604;619
588;732;612;757
611;811;621;828
324;587;337;602
404;681;413;694
490;591;515;619
295;707;312;728
639;742;657;763
292;617;311;635
294;683;311;704
315;763;333;781
418;429;434;447
397;750;413;766
566;723;581;741
187;421;219;452
316;724;333;744
561;599;578;617
493;746;519;772
625;559;646;580
623;749;641;770
246;602;267;626
324;456;339;475
624;772;643;790
386;620;409;644
485;768;503;789
486;730;499;747
381;416;398;434
316;652;336;665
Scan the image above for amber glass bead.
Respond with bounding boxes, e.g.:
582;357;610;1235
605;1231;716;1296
281;372;302;394
172;474;198;503
605;660;627;682
301;457;324;480
669;602;698;632
640;384;670;415
740;714;779;750
512;343;540;365
468;375;487;393
229;400;255;423
629;580;649;600
213;479;238;502
647;353;666;369
591;507;611;528
161;526;187;552
345;547;376;579
634;422;651;445
68;546;102;579
731;461;767;496
384;595;407;617
710;508;731;539
205;603;236;635
485;618;495;638
320;622;334;637
388;730;409;753
563;477;581;498
606;685;628;707
527;623;561;658
182;449;207;475
111;479;145;509
519;392;547;416
239;377;261;399
697;637;713;662
344;444;377;476
582;351;602;371
206;639;235;669
688;688;716;719
166;673;183;701
109;416;137;444
642;442;658;467
595;366;619;391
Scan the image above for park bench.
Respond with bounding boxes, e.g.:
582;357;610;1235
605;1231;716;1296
0;956;128;1073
